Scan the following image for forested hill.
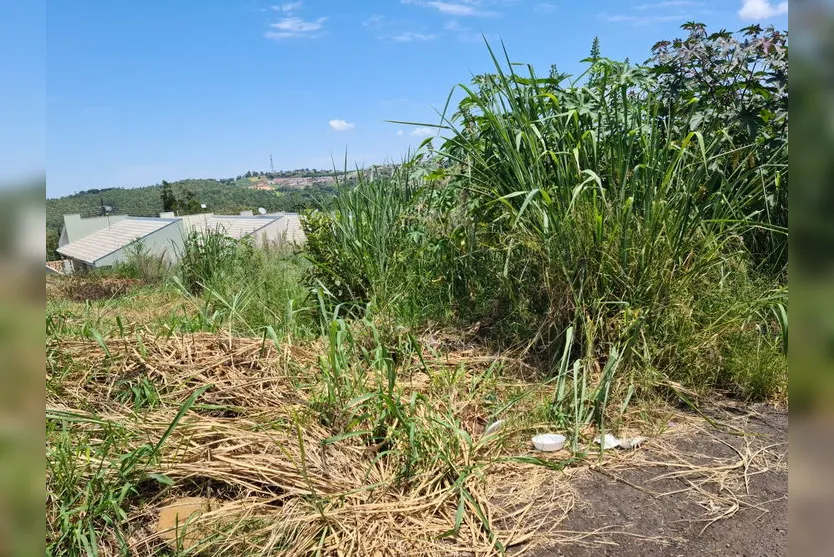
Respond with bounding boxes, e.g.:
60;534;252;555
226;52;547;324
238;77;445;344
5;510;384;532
46;178;335;238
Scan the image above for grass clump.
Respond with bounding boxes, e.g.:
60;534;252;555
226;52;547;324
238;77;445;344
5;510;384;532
302;160;462;326
174;228;315;339
46;389;206;555
304;35;787;404
110;240;172;285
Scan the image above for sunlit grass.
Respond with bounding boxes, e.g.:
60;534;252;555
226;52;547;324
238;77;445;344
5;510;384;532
46;37;786;556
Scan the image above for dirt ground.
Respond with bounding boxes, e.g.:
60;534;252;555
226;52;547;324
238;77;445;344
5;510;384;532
530;402;787;557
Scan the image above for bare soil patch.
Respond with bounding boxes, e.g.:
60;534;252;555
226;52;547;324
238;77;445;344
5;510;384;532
529;402;787;556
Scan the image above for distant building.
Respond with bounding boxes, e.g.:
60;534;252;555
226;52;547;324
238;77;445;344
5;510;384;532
56;216;183;271
265;212;306;245
179;213;304;247
54;211;306;272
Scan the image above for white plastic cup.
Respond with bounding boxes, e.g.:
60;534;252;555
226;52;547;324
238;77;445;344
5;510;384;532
531;433;567;452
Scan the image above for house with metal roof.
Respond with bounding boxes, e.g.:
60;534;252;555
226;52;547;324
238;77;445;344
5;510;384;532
58;213;129;247
54;211;306;271
178;212;305;246
56;216;184;270
181;213;283;244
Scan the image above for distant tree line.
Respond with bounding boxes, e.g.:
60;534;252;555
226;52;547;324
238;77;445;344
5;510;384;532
46;177;337;259
237;169;338;180
234;167;399;181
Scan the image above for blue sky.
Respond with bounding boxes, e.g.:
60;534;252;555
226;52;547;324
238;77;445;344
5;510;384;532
45;1;788;197
1;2;45;187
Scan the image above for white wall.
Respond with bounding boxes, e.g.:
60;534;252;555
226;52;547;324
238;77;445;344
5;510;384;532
93;222;185;268
254;214;306;247
59;213;129;247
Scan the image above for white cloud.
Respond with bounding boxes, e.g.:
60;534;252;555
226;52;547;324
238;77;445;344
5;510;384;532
410;127;433;136
272;2;303;12
635;1;703;9
265;16;327;39
387;31;437;42
397;130;405;136
443;19;490;42
535;3;558;12
329;119;355;131
601;13;691;24
738;0;788;19
429;2;479;16
403;0;499;17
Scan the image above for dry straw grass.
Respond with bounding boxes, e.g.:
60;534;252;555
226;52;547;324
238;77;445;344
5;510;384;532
48;276;142;302
47;330;784;555
47;332;579;556
639;421;787;533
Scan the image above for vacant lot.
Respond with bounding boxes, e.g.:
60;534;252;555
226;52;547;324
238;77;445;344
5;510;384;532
46;22;787;556
46;277;786;556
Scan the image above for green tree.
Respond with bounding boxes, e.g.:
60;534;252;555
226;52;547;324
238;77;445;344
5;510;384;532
46;230;59;261
160;180;177;212
178;189;202;215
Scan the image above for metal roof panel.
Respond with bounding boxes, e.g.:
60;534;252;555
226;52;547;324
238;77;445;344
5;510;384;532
56;218;179;264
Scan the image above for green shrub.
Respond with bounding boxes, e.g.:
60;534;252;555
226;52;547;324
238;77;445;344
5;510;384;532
650;22;788;275
301;162;464;325
177;229;254;295
110;240;171;284
304;30;787;401
174;229;314;338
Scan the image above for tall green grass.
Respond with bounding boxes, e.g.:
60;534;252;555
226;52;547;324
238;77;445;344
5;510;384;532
173;229;315;339
46;388;208;556
306;44;787;400
302;160;466;325
433;50;784;344
110;240;171;284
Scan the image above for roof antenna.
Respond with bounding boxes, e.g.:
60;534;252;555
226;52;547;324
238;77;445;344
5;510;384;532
100;195;112;228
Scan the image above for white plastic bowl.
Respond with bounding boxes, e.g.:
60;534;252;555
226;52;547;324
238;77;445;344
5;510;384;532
531;433;567;452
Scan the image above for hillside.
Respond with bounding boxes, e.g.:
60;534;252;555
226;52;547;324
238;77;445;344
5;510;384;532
46;178;337;239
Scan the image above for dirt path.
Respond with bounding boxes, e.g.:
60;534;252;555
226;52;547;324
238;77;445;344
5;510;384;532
530;403;787;556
